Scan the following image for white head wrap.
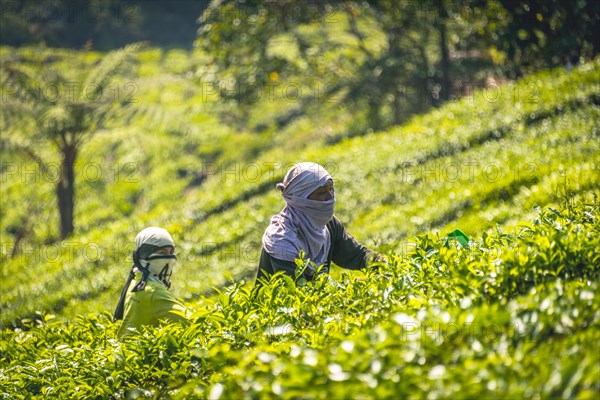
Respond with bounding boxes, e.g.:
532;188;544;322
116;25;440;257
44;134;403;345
262;162;335;266
113;227;177;322
135;227;175;251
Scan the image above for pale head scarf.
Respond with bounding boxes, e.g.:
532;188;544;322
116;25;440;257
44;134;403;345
263;162;335;266
133;227;177;289
113;227;177;322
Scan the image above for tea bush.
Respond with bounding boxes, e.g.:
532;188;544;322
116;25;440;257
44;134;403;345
1;200;598;398
2;51;598;324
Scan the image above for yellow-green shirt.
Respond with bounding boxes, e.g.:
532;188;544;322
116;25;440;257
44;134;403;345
117;277;188;337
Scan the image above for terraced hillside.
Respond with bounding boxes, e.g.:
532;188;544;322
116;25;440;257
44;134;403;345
1;50;599;327
1;200;598;398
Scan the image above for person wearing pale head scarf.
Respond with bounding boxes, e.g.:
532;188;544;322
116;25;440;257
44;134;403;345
257;162;379;284
113;227;188;337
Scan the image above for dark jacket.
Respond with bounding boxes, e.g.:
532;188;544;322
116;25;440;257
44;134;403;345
256;215;374;283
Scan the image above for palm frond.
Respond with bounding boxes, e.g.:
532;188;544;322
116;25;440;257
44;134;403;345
0;98;36;129
0;129;50;173
1;63;50;105
109;101;199;137
82;42;147;103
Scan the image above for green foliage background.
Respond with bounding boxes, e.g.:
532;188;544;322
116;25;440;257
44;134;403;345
1;1;599;396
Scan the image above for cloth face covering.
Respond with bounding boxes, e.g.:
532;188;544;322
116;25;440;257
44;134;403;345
132;227;177;289
139;252;177;289
263;162;335;267
113;227;176;322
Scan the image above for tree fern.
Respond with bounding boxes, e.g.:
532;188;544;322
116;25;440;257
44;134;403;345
1;43;145;239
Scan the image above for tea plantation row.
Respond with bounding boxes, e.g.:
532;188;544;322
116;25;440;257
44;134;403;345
1;55;598;325
1;200;598;398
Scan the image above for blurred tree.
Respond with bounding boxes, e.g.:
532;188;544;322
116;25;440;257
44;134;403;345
197;0;462;129
196;0;327;122
493;0;600;77
343;0;442;128
1;43;142;238
197;0;599;130
0;0;208;50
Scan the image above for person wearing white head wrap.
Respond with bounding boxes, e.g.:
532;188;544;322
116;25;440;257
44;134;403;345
114;227;188;337
258;162;379;284
263;162;335;266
